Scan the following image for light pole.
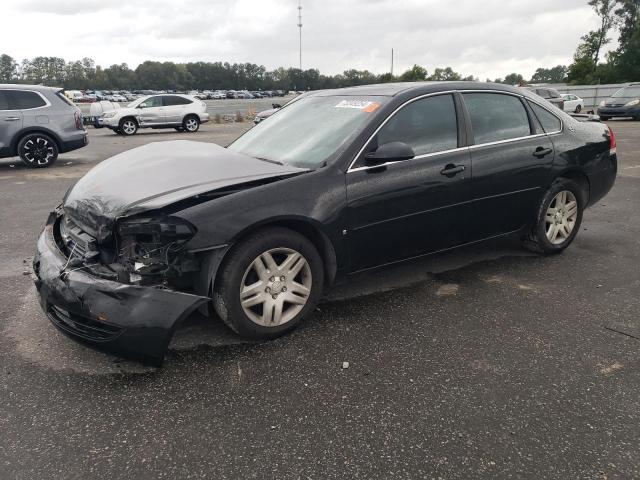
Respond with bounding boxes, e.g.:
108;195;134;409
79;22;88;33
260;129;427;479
297;0;302;70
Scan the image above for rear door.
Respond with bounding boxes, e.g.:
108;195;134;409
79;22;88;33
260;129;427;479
346;93;473;271
0;90;23;156
137;95;165;125
462;91;555;240
162;95;193;124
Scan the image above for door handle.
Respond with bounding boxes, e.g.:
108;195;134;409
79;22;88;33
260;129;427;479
533;147;553;158
4;117;20;121
440;164;466;176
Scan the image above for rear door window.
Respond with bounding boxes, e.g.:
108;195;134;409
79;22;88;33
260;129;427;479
463;93;532;144
376;94;458;156
6;90;47;109
163;96;192;106
528;101;562;134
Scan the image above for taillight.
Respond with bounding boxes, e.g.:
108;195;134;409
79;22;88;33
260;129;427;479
608;125;616;155
74;111;83;130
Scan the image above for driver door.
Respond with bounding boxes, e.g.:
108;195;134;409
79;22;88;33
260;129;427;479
137;95;166;126
346;93;472;272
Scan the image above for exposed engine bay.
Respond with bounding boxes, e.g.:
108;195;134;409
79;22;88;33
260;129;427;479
58;210;200;288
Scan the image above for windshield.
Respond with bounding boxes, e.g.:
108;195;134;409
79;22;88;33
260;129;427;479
612;86;640;98
228;95;389;168
127;96;149;108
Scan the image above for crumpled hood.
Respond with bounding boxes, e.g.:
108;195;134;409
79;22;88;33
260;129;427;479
63;140;307;241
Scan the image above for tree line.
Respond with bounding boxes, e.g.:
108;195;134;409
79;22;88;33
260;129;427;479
0;1;636;91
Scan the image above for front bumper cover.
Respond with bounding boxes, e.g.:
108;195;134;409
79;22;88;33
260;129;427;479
32;212;208;365
598;106;640;117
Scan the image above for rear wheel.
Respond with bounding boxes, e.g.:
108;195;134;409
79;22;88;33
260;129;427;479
213;227;323;339
119;118;138;136
18;133;58;168
522;178;584;254
574;104;582;113
182;115;200;133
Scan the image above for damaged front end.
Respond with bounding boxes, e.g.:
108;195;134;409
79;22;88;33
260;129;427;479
33;208;209;365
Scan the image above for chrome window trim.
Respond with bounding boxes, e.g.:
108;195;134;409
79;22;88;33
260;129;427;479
347;88;563;174
0;89;51;112
348;146;470;173
346;90;458;173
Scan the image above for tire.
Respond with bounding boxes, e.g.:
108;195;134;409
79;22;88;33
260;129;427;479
574;104;582;113
600;116;610;121
182;115;200;133
213;227;324;339
18;133;58;168
174;127;184;132
119;117;138;136
522;178;585;254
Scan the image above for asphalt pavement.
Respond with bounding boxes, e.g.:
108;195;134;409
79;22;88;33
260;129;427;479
1;120;639;479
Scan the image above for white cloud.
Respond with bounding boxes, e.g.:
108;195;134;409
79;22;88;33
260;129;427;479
2;0;615;80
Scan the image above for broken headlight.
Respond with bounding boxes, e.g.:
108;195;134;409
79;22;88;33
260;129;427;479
117;216;197;284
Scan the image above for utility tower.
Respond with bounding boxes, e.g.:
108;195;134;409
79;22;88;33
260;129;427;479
297;0;303;70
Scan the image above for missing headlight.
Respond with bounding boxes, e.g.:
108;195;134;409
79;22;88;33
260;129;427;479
116;216;198;285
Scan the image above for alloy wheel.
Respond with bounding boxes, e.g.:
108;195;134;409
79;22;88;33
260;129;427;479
239;248;312;326
185;118;198;131
545;190;578;245
122;120;137;135
22;137;54;166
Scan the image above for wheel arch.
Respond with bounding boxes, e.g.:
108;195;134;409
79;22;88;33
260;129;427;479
10;127;63;155
556;169;590;205
195;216;338;314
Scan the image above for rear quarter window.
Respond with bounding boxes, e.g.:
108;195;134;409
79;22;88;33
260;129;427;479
528;101;562;133
6;90;47;109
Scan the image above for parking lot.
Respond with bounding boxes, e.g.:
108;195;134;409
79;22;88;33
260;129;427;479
77;95;297;121
1;120;639;478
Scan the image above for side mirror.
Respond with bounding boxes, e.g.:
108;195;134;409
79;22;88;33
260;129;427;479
365;142;415;166
138;103;147;109
272;103;282;109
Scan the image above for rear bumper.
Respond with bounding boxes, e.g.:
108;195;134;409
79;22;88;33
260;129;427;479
597;106;640;118
59;132;88;153
32;211;208;365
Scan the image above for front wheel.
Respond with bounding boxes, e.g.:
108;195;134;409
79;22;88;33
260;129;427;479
18;133;58;168
213;227;324;339
522;179;584;254
182;115;200;133
119;118;138;135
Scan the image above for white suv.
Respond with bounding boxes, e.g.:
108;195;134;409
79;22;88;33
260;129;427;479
100;94;210;135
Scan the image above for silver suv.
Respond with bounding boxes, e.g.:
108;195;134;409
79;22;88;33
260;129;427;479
100;94;210;135
0;84;87;168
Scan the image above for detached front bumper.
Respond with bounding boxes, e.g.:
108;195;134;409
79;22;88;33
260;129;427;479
32;213;208;365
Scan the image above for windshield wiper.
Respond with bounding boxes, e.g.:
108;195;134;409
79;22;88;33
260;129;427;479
254;156;284;166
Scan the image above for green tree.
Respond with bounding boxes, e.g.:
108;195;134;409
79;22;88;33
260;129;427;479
399;64;427;82
428;67;461;81
502;73;525;85
530;65;568;83
0;54;17;82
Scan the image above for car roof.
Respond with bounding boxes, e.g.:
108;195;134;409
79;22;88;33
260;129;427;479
0;83;60;92
312;81;529;97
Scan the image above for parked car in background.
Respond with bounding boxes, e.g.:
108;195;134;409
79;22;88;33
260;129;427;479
522;86;565;110
32;82;617;364
0;84;87;167
562;94;584;113
100;94;209;135
110;93;127;102
65;90;84;102
598;83;640;120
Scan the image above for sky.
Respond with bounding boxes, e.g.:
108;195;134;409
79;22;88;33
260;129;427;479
2;0;616;80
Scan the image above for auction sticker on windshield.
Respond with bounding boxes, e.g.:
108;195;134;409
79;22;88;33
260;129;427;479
335;100;381;112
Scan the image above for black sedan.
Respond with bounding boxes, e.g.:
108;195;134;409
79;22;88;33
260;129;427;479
33;82;617;364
